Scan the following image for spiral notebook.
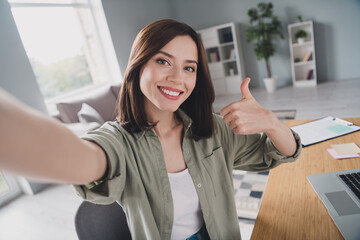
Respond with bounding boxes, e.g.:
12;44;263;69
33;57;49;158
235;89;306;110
290;117;360;147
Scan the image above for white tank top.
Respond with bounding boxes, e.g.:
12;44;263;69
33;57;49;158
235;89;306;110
168;168;204;240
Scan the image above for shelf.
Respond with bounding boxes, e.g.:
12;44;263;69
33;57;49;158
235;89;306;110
294;79;317;87
206;47;220;63
294;60;315;67
197;22;244;95
218;27;233;44
219;42;234;47
208;61;222;65
292;41;313;47
288;21;317;87
222;59;236;63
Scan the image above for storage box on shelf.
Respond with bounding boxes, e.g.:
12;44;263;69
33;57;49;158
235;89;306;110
288;21;317;87
197;22;245;95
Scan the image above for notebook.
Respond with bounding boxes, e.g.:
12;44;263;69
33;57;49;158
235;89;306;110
307;168;360;240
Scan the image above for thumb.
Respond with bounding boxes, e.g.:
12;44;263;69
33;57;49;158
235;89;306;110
240;77;253;99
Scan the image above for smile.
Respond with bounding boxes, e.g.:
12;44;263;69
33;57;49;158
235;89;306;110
158;86;184;100
160;88;180;96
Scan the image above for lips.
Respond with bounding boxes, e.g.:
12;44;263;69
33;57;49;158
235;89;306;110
158;86;184;100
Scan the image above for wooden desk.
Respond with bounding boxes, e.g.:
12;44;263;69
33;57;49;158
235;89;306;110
251;118;360;240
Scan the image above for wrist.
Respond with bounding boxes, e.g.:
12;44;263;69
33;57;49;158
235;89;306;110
264;110;282;135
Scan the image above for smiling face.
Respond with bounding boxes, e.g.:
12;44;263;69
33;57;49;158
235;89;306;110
139;35;198;116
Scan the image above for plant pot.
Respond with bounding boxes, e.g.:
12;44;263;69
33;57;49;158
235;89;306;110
297;38;305;44
264;77;277;93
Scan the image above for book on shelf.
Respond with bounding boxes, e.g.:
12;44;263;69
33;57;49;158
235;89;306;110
306;69;314;80
209;52;220;62
302;51;313;62
222;32;233;43
229;49;236;60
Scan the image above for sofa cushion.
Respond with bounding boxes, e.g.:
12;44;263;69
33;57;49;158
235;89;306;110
78;103;105;124
110;83;122;98
56;85;117;123
64;122;101;136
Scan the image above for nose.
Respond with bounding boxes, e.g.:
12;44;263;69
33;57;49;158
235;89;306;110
167;65;183;84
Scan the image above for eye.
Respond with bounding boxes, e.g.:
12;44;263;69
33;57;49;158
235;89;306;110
156;58;169;65
185;66;196;72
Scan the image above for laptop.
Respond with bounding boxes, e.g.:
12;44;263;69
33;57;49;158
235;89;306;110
307;168;360;240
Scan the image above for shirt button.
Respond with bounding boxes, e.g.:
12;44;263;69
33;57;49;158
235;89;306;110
197;183;202;188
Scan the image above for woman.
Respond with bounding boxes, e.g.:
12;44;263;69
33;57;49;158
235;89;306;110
0;19;301;239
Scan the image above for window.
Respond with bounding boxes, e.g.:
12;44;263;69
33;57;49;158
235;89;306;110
8;0;121;114
0;172;21;207
0;174;10;195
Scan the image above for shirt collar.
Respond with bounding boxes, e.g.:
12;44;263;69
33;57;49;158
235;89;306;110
135;109;193;140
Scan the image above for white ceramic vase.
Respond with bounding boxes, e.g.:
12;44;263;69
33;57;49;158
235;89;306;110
264;76;277;93
297;38;305;44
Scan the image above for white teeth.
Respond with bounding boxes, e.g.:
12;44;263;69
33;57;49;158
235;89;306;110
160;88;180;96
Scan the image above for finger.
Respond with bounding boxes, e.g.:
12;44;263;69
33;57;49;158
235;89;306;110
233;126;246;135
240;77;253;99
220;105;231;117
229;118;240;129
220;101;240;117
223;110;239;124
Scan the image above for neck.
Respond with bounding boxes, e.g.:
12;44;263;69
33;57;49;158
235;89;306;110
146;107;181;138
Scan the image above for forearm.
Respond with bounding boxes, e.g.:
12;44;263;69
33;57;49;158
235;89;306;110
0;89;106;184
265;118;297;157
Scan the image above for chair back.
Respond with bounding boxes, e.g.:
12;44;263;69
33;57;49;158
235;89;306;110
75;201;132;240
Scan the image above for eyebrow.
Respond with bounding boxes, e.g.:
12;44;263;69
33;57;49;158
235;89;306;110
158;50;198;65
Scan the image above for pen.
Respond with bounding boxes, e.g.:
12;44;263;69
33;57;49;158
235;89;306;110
334;117;355;126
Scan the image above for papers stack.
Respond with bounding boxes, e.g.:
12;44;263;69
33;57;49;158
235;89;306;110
327;143;360;159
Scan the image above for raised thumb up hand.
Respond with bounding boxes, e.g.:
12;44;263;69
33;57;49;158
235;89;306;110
220;77;277;135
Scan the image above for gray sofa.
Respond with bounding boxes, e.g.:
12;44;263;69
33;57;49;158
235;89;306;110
54;82;121;136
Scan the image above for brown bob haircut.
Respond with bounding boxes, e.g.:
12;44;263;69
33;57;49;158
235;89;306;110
117;19;215;140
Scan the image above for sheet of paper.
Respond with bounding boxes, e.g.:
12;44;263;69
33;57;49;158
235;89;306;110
327;148;360;159
291;116;360;146
331;142;360;155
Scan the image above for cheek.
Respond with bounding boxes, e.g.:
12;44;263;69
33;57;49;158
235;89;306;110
187;76;197;93
139;67;153;93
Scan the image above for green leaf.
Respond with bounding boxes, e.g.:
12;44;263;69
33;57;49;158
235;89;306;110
245;2;283;65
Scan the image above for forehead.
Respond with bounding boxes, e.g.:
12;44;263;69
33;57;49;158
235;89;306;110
159;35;198;61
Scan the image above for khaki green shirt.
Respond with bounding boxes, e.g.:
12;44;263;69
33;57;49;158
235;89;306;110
74;110;301;240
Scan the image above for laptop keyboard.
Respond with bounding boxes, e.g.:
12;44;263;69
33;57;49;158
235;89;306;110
339;172;360;200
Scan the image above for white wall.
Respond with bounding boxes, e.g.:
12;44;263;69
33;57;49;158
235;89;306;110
0;0;47;194
170;0;360;87
101;0;173;73
0;0;48;114
102;0;360;88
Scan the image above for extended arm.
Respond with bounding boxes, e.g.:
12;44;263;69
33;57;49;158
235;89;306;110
0;88;107;185
220;78;297;157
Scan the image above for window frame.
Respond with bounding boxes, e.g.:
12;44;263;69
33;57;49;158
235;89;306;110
8;0;122;115
0;172;22;207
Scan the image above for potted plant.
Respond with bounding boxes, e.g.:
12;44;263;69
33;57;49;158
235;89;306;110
295;30;307;44
245;2;284;92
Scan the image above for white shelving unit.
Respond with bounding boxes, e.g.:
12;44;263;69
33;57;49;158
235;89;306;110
288;21;317;87
197;22;245;95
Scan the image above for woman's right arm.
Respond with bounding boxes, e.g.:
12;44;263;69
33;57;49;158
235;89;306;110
0;88;107;185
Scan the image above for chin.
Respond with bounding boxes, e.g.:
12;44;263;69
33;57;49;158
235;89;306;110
160;106;180;113
155;103;181;113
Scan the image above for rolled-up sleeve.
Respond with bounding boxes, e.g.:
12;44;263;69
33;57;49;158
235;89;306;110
72;122;127;205
213;114;302;172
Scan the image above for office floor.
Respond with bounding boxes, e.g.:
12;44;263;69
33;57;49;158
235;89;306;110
0;78;359;240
